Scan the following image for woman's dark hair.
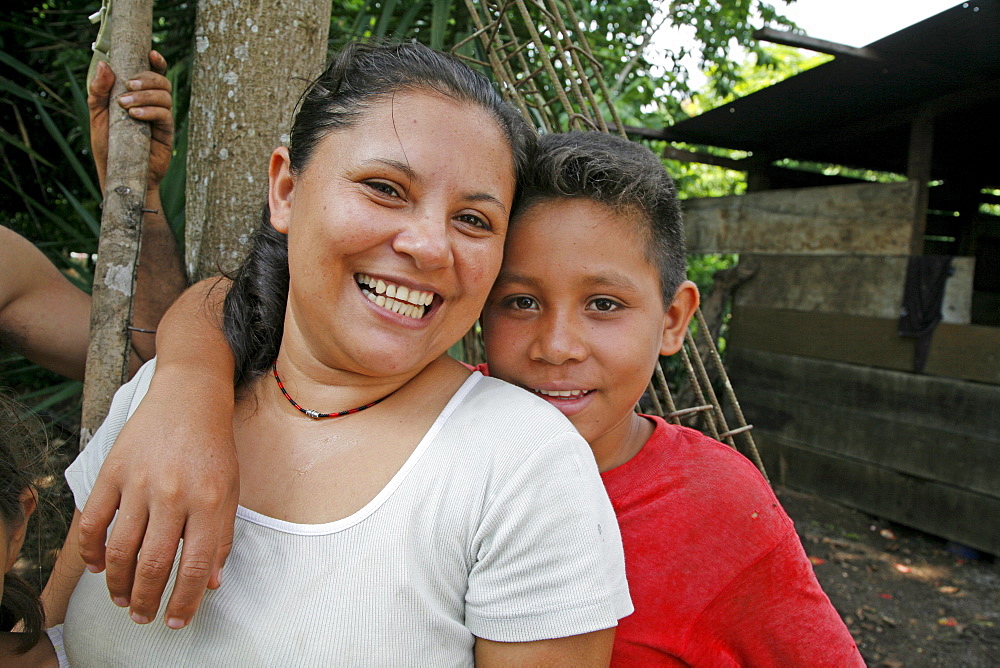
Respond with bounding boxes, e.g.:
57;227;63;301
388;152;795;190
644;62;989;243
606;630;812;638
223;40;536;389
0;395;45;654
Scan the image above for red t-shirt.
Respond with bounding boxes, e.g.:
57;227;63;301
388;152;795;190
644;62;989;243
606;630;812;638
466;364;861;665
602;417;863;666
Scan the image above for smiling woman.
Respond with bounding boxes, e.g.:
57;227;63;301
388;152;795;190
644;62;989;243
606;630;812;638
266;90;514;382
41;42;631;666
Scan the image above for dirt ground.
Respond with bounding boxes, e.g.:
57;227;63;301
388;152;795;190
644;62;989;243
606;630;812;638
776;487;1000;667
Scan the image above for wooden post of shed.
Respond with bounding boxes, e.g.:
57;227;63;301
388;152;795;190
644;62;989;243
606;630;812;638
906;104;935;255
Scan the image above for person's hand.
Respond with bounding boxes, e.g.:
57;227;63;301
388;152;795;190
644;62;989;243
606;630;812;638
89;49;173;194
77;364;239;630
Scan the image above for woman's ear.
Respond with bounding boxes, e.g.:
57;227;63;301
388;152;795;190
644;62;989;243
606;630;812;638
268;146;294;235
660;281;700;356
4;488;36;572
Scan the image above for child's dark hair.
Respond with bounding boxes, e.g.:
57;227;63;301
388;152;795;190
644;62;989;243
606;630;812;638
517;131;686;305
223;40;536;389
0;394;45;654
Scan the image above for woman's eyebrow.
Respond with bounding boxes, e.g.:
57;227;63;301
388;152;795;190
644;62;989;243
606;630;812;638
465;192;508;215
361;159;506;214
363;157;417;181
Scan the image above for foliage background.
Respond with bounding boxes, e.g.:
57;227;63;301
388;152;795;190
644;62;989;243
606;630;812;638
0;0;811;420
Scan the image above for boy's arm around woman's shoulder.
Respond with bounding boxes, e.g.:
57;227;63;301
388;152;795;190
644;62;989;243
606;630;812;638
76;278;241;631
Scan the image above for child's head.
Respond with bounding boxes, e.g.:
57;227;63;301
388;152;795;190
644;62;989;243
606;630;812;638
0;395;43;653
482;132;699;470
514;131;687;306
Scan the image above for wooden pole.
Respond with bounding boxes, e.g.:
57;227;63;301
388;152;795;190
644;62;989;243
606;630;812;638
906;104;935;256
80;0;154;448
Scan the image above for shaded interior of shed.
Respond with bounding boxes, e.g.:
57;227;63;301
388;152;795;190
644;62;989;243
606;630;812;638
639;0;1000;325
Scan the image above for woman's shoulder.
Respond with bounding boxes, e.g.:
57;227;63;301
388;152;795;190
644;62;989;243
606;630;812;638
459;374;579;438
429;373;592;474
65;359;158;511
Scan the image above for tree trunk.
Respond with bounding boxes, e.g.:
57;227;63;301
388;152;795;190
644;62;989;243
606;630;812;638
185;0;332;282
80;0;155;448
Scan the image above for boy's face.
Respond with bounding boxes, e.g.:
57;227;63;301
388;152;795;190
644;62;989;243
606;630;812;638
483;197;695;467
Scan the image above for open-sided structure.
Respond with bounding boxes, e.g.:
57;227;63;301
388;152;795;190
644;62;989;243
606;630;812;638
643;1;999;553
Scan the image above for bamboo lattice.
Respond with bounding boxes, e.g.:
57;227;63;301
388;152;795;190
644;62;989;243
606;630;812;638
452;0;767;480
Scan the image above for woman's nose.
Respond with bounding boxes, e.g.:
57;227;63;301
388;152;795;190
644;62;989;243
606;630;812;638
391;214;453;271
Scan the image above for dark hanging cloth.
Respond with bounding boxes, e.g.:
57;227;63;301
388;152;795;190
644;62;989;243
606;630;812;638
898;255;953;372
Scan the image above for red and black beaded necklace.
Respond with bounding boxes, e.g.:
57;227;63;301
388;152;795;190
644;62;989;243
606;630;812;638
272;361;390;419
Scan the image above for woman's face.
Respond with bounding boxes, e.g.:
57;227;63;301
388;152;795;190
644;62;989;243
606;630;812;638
269;91;516;379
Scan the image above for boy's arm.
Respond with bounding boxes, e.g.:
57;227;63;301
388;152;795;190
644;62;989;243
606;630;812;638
41;511;88;627
78;278;240;630
0;55;182;382
89;52;186;363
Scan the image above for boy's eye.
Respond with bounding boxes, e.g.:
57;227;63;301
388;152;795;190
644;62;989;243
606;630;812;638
503;295;538;311
588;297;621;312
365;180;401;198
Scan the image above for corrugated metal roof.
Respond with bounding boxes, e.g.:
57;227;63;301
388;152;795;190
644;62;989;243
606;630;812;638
660;1;1000;185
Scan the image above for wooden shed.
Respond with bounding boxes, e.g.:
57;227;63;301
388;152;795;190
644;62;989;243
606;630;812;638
640;1;1000;554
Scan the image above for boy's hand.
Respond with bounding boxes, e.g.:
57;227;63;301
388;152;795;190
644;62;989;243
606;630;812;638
89;49;173;194
78;364;239;629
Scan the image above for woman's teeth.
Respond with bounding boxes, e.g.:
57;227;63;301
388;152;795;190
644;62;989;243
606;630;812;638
356;274;433;320
534;388;587;398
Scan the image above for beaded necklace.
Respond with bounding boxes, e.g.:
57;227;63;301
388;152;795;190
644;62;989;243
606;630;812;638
272;361;391;419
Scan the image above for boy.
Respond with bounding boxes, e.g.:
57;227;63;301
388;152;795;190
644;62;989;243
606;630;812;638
481;132;863;665
71;132;863;665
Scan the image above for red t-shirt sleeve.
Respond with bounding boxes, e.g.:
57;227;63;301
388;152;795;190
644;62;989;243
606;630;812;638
679;526;864;667
460;361;490;375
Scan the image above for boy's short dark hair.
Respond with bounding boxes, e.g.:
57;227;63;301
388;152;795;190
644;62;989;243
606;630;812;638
516;131;685;305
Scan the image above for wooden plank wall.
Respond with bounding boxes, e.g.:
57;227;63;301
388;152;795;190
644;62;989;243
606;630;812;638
728;349;1000;555
729;306;1000;384
708;180;1000;554
682;181;918;255
734;255;975;324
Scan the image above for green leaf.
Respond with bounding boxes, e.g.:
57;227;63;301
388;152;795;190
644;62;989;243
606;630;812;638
55;181;100;237
0;77;63;113
65;63;92;148
0;49;47;83
374;0;400;38
0;127;55;168
17;379;83;416
33;100;101;203
394;2;428;38
430;0;453;50
0;50;68;108
0;176;93;246
160;121;188;246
